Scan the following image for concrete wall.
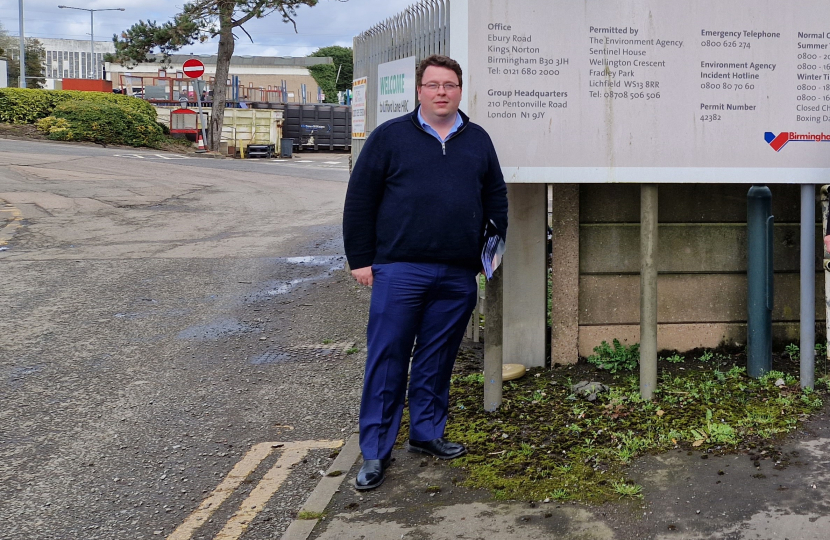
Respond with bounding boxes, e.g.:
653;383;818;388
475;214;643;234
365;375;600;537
571;184;824;358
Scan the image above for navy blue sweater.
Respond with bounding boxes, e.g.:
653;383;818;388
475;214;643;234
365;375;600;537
343;107;508;270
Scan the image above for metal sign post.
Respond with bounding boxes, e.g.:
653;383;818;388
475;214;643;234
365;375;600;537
194;81;208;153
801;185;816;389
183;59;208;153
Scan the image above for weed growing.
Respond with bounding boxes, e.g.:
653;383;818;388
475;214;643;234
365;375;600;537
586;339;640;373
417;351;828;505
783;342;829;380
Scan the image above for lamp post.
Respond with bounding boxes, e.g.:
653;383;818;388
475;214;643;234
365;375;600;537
18;0;25;88
57;5;125;79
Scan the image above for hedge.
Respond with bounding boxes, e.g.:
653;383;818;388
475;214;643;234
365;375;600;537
36;100;165;148
0;88;156;124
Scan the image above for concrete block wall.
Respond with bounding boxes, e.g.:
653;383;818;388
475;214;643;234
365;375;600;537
572;184;824;358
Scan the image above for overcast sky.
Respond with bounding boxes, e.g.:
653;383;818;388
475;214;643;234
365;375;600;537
1;0;416;56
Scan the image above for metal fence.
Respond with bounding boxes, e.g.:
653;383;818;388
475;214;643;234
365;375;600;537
352;0;450;159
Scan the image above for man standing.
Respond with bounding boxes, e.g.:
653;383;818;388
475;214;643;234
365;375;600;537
343;55;508;490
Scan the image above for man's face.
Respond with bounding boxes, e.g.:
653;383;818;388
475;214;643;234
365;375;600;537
417;65;462;121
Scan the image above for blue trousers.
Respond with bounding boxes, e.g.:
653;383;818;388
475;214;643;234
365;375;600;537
359;262;479;460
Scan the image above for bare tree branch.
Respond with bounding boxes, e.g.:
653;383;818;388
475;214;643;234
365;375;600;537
237;24;254;43
279;5;299;33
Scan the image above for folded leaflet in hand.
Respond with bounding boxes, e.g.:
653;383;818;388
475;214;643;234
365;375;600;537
481;219;505;281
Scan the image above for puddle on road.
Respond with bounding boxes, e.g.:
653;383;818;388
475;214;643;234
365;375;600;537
6;364;46;388
179;256;345;340
254;255;345;299
177;318;255;340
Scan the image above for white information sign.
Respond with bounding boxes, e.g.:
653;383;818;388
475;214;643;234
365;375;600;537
352;77;368;139
452;0;830;183
376;56;417;125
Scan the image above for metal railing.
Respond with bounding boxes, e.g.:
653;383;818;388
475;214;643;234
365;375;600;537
352;0;450;159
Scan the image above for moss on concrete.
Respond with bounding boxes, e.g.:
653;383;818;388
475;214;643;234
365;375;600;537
399;351;826;504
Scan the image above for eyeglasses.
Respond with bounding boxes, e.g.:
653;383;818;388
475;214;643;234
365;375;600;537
420;82;460;92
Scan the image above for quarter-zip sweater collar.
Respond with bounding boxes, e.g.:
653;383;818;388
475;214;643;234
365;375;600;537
417;109;463;142
414;107;465;155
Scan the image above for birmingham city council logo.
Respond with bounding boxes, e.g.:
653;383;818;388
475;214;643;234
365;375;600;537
765;131;830;152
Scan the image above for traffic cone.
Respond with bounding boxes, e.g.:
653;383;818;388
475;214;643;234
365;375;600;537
196;133;207;153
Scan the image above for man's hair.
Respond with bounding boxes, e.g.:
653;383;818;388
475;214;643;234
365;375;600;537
416;55;463;88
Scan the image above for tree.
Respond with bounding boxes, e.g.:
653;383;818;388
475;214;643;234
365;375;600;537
0;24;46;89
105;0;328;151
307;45;352;104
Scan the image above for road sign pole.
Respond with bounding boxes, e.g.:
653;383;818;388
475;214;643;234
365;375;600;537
182;59;209;153
196;80;208;153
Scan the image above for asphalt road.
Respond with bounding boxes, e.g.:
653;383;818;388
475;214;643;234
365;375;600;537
0;138;370;539
0;138;350;183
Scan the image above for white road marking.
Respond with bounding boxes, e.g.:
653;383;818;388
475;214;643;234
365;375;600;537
113;154;189;160
295;160;314;163
168;439;343;540
323;161;342;165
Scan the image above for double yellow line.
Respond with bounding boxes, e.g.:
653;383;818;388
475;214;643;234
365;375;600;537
168;439;344;540
0;202;22;247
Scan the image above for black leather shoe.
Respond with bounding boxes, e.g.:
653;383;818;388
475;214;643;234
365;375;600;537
407;437;467;460
355;457;391;490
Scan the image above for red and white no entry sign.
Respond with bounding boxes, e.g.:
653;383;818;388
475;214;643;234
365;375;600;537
182;58;205;79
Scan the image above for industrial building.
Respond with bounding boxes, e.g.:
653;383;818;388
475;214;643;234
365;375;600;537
4;38;329;103
39;38;115;82
105;54;331;104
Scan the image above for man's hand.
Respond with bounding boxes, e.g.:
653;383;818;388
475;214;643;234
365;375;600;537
824;235;830;254
352;266;374;287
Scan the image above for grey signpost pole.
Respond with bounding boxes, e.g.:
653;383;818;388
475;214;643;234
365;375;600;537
823;187;830;380
640;184;658;400
747;186;774;378
801;185;815;389
484;268;504;412
196;80;208;154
